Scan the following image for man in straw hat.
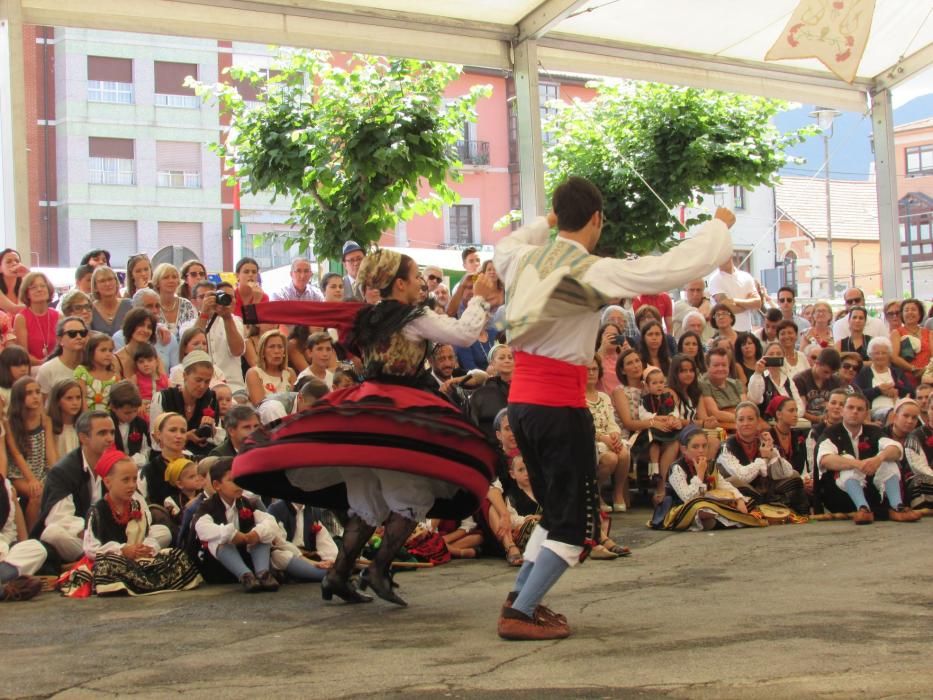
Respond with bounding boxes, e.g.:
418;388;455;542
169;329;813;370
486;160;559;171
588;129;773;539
493;175;736;641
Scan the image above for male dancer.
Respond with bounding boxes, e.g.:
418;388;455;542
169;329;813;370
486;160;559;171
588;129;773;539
494;176;735;640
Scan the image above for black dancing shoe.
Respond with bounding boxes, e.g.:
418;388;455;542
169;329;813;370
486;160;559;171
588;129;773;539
360;566;406;607
321;572;372;604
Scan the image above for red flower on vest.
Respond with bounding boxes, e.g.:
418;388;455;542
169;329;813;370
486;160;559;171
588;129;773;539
128;431;142;443
663;396;674;410
311;523;322;534
202;407;215;418
857;439;871;453
238;506;253;522
926;435;933;448
819;340;828;348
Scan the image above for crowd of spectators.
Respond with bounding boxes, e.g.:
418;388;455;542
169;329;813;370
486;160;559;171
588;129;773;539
1;240;933;601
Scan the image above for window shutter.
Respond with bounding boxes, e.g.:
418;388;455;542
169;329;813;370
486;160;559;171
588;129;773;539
154;61;198;95
87;56;132;82
90;220;138;267
156;141;200;171
158;222;203;258
89;137;134;159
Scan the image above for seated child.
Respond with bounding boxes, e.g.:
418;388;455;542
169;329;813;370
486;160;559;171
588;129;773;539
109;381;151;468
435;514;484;559
81;449;201;595
267;500;339;583
130;344;170;415
190;457;280;592
162;458;205;522
0;476;46;601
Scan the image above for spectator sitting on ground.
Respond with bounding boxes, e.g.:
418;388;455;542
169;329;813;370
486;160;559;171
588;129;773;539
817;393;921;524
465;344;513;444
883;398;933;510
209;405;260;458
747;341;806;420
47;378;83;457
854;337;912;414
149;351;220;457
108;380;151;468
169;327;227;388
794;347;842;425
0;473;47;601
700;347;746;433
716;402;809;516
140;412;189;513
256;376;329;425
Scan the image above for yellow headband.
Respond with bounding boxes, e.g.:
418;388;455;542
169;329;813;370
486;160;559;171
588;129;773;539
164;457;195;487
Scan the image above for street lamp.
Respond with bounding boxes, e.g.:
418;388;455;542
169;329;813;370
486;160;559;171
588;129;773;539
810;106;840;299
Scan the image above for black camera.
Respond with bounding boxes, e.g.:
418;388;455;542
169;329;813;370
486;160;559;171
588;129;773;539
613;333;628;345
764;356;784;367
195;423;214;439
214;291;233;307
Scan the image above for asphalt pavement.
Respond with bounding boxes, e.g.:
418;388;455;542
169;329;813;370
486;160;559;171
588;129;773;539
3;511;932;699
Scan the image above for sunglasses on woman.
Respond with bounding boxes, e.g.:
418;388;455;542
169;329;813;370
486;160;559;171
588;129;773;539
63;329;89;339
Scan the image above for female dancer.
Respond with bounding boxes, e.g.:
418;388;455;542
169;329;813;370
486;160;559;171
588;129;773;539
233;250;499;606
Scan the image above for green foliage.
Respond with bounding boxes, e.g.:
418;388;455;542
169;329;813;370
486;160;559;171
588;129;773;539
189;51;491;260
543;82;817;256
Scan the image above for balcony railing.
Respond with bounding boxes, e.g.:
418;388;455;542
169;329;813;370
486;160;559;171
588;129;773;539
455;140;490;166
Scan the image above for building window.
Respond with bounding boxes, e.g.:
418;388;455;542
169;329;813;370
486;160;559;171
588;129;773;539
88;137;135;185
156;141;201;189
157;171;201;188
154;61;199;109
90;220;137;265
906;145;933;177
732;250;752;273
89;157;136;185
732;185;746;210
88;81;134;104
87;56;133;104
158;222;203;259
539;82;560;144
783;251;798;290
448;205;475;246
901;214;933;262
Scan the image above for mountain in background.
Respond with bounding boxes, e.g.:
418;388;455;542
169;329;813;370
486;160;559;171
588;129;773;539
774;94;933;181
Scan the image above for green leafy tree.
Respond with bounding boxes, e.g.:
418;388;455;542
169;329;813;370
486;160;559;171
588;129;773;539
190;51;491;260
543;81;816;256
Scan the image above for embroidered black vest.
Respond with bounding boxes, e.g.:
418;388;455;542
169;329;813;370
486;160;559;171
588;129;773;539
666;458;717;506
770;427;808;475
111;414;151;456
157;387;218;454
87;497;148;545
822;423;884;461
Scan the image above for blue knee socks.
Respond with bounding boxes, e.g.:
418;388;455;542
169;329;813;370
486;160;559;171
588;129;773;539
0;561;18;583
512;548;568;618
214;545;251;579
286;556;326;582
843;479;869;510
512;560;534;594
882;475;903;509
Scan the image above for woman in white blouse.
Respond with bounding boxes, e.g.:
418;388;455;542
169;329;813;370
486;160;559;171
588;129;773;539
587;355;630;512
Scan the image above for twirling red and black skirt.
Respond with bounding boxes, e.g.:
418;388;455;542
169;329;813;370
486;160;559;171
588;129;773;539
233;380;498;520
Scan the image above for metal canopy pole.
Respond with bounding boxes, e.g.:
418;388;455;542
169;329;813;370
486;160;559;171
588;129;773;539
0;0;30;254
513;39;546;223
871;88;903;301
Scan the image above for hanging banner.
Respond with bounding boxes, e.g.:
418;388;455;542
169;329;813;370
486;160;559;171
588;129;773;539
765;0;876;83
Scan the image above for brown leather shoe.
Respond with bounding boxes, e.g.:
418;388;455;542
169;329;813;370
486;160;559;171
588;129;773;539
853;507;874;525
498;607;570;641
502;592;568;626
889;506;922;522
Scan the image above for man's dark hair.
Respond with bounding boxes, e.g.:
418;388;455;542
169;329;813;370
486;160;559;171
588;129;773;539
193;280;216;297
816;347;841;371
706;346;731;363
109;380;142;409
777;285;796;299
764;308;783;323
224;404;258;430
775;319;799;336
76;409;112;436
460;247;478;264
210;457;234;484
552;176;603;232
298;377;329;404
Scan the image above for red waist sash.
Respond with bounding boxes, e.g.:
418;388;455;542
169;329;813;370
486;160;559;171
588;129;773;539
509;351;587;408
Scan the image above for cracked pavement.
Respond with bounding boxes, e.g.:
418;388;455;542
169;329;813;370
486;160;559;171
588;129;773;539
3;513;932;699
